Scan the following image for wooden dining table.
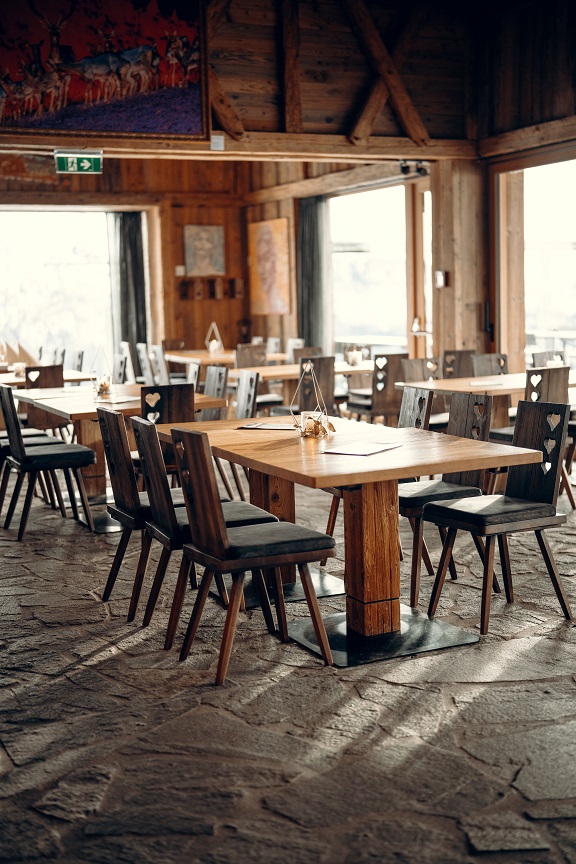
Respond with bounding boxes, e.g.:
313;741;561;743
157;415;541;666
15;384;227;506
227;359;374;403
398;370;576;427
165;349;289;367
0;369;94;387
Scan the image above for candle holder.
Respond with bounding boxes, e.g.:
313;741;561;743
205;321;223;353
290;361;335;438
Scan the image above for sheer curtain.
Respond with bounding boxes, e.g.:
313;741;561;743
107;212;148;353
297;196;333;353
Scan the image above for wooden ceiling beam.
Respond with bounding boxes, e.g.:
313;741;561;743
349;4;429;146
281;0;303;133
341;0;429;147
478;115;576;160
207;0;246;141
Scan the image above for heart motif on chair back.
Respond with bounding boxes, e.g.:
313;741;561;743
530;373;542;387
541;461;552;474
146;411;160;423
28;370;39;383
547;412;561;430
145;392;161;408
473;402;485;418
471;426;480;439
543;437;556;454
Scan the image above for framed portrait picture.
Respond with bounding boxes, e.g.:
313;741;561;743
248;218;290;316
184;225;225;276
0;0;209;140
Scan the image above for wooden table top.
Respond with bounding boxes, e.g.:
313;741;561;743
165;349;288;366
398;369;576;396
15;384;226;423
227;360;374;383
157;415;541;489
0;369;93;387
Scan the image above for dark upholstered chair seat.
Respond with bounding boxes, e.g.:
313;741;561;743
219;521;337;560
1;427;49;439
428;411;450;431
16;443;96;469
347;387;371;399
398;479;482;510
423;494;558;528
2;435;61;455
489;425;515;441
172;501;277;539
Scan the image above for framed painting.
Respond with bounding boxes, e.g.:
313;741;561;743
0;0;209;140
184;225;225;276
248;218;290;316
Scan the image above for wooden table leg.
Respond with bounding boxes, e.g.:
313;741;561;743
73;418;106;499
249;469;296;584
343;480;401;636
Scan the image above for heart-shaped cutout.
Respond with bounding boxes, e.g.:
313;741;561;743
418;397;425;411
426;361;439;374
27;370;39;382
530;373;542;387
547;412;561;430
445;354;455;365
146;411;160;423
541;461;552;475
145;392;161;408
376;382;385;391
471;426;480;440
376;357;387;369
473;402;485;418
531;391;540;402
543;437;556;454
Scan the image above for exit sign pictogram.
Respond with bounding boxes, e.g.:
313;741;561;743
54;151;103;174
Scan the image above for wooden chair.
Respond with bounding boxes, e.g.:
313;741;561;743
135;342;155;385
235;343;283;413
162;338;187;380
266;336;281;354
119;341;138;384
198;365;229;421
186;361;201;389
68;349;84;372
112;353;126;384
0;384;96;539
470;353;509;376
346;353;408;424
131;417;278;649
150;344;171;385
286;337;305;362
221;368;260;501
442;349;476;378
293;346;322;361
398;392;493;608
135;382;197;486
171;426;336;684
401;356;448;430
97;406;186;621
24;363;68;436
532;350;566;368
424;400;573;635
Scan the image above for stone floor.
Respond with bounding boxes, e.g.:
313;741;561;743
2;473;576;864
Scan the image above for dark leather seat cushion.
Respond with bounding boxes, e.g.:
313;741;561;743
223;521;335;559
168;500;278;542
423;494;557;526
489;426;515;442
398;480;482;510
18;443;96;469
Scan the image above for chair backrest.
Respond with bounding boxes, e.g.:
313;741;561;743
131;417;180;538
25;363;64;389
162;338;186;352
293;346;322;362
235;343;266;368
442;349;476;378
442;392;493;487
471;353;509;376
135;343;155;385
507;400;569;505
250;336;264;344
150;344;170;385
68;349;84;372
235;369;260;419
112;353;126;385
119;341;137;384
401;357;441;382
298;356;335;413
0;384;26;462
171;427;229;556
286;337;305;362
266;336;281;354
186;361;201;388
532;350;566;368
201;365;229;421
97;408;142;517
524;365;569;404
370;353;409;418
140;383;196;426
398;386;434;430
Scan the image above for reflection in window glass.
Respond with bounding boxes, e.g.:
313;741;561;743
524;161;576;365
0;211;114;374
330;186;407;353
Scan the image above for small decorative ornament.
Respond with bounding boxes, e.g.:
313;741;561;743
94;374;111;397
205;321;223;353
290;360;335;439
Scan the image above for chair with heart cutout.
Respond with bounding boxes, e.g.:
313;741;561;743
424;400;573;635
346;353;408;425
132;383;197;487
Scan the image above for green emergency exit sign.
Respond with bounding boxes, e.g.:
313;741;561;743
54;150;103;174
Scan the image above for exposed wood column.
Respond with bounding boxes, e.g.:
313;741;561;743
281;0;303;133
207;0;247;141
496;170;525;372
405;182;427;359
431;160;489;360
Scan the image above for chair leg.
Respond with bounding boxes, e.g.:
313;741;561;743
298;563;333;666
428;526;458;618
49;469;67;517
497;534;514;603
180;568;215;660
214;455;235;499
4;469;26;529
0;461;10;516
251;568;276;634
560;464;576;509
42;470;57;508
535;530;573;621
471;534;501;594
73;468;95;532
17;471;39;541
438;526;458;581
215;571;246;685
63;469;79;520
321;494;341;566
127;531;153;622
165;555;194;649
102;526;132;602
271;567;289;641
229;462;247;501
409;516;425;609
480;535;497;635
142;546;171;626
